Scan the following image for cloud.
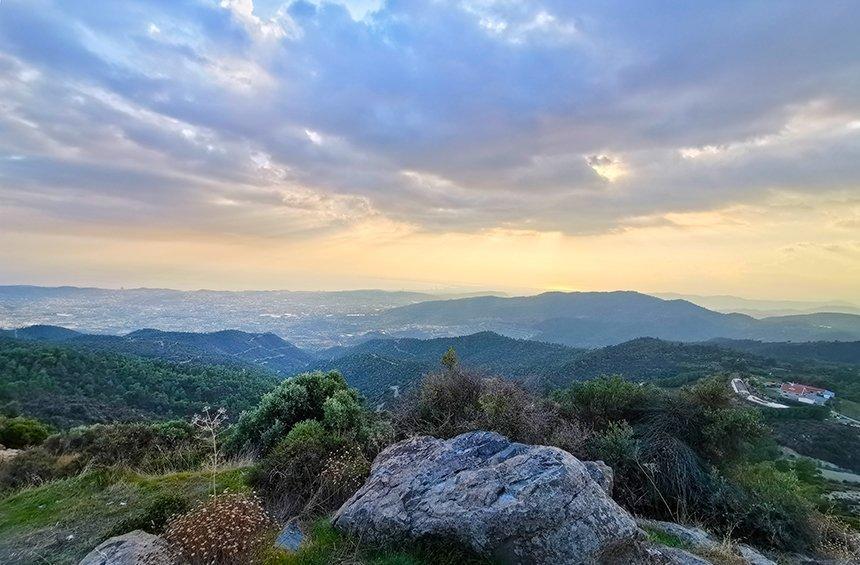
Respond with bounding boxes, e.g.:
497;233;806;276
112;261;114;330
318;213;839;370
0;0;859;240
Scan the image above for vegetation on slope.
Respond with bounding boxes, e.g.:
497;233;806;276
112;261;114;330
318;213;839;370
0;344;858;563
711;338;860;365
0;467;250;564
0;326;315;378
771;419;860;473
0;337;278;427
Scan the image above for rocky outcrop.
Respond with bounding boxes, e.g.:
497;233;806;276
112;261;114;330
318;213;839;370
333;431;643;564
655;547;714;565
584;460;614;496
79;531;177;565
637;519;776;565
736;544;778;565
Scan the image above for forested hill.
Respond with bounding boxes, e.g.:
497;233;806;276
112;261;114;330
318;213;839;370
552;337;759;386
3;326;859;416
320;331;583;374
0;326;315;376
709;338;860;365
317;332;586;402
0;337;278;427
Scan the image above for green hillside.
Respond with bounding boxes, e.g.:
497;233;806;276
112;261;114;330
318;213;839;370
0;338;279;427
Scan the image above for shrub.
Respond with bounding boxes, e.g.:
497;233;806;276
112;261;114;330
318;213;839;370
250;420;370;519
478;379;589;452
680;376;733;410
728;462;820;550
108;493;190;536
0;447;79;491
588;420;637;466
396;371;589;454
164;493;273;564
228;371;372;456
563;375;770;525
0;416;51;449
397;369;484;439
555;375;648;427
44;420;206;472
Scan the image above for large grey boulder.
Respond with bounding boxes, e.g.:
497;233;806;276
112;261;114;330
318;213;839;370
79;530;177;565
333;431;642;564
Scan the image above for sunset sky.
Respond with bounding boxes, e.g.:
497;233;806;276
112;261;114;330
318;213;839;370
1;1;859;300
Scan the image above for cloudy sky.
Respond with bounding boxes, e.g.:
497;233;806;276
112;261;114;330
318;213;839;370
1;0;859;299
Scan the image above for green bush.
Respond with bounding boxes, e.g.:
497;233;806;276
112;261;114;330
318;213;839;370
588;420;637;466
555;375;648;427
728;462;820;550
555;375;778;529
107;493;190;536
0;416;51;449
44;420;206;472
228;371;373;456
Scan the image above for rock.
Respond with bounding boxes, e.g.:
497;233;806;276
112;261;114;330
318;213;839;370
737;544;776;565
275;520;304;551
637;519;777;565
584;460;614;496
0;447;21;462
333;431;642;564
637;519;716;550
603;540;714;564
654;546;714;565
79;531;176;565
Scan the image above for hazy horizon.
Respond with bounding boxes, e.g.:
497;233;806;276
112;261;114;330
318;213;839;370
2;281;859;310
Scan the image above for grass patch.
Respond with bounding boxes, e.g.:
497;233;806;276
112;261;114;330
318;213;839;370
263;519;495;565
643;526;687;549
0;467;251;565
643;526;747;565
836;398;860;420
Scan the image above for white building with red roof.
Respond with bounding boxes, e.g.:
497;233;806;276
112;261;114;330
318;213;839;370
779;382;835;405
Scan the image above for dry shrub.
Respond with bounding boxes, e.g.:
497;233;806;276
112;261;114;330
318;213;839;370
290;445;371;520
0;446;81;491
811;514;860;560
252;428;370;519
395;370;590;454
164;493;273;564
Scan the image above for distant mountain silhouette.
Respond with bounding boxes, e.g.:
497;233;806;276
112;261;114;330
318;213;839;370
375;291;860;346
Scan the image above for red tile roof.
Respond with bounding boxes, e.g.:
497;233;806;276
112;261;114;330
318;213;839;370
781;382;825;395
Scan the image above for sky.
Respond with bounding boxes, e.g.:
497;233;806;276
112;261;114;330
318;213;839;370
0;0;859;299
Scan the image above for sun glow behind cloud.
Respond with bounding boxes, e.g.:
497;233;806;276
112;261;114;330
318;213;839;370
0;0;858;299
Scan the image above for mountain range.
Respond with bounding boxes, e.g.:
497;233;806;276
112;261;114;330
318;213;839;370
5;287;860;349
373;291;860;346
4;324;859;406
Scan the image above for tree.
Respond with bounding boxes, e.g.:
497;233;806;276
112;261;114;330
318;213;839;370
441;347;459;372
